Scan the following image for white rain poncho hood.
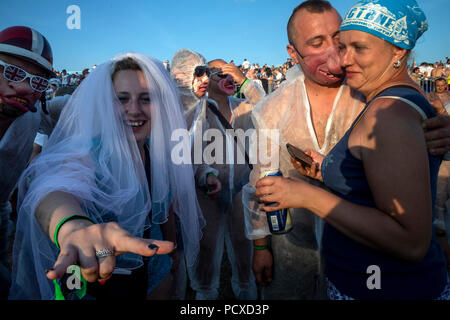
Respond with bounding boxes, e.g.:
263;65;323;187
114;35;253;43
171;48;208;112
170;48;210;166
10;53;205;299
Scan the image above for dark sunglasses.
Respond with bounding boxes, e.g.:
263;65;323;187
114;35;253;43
210;68;228;79
0;59;49;92
194;65;210;77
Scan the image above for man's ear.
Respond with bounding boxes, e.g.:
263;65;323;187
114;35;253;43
286;44;300;65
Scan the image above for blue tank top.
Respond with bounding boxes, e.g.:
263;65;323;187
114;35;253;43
321;86;448;300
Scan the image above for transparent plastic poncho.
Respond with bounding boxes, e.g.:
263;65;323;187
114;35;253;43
243;72;365;246
171;48;207;112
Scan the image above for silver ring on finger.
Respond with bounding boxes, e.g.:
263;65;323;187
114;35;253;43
95;248;114;259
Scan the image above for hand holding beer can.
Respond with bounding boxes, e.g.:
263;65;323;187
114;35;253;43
259;169;293;234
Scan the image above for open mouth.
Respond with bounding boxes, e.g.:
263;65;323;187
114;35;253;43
217;75;236;95
224;82;234;90
126;120;146;128
2;96;32;112
10;96;28;105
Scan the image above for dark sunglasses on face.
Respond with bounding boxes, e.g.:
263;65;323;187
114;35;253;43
0;59;49;92
194;65;210;77
210;68;228;79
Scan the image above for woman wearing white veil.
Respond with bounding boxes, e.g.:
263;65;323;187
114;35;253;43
9;53;205;299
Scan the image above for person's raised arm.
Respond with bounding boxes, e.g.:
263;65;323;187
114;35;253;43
37;191;174;283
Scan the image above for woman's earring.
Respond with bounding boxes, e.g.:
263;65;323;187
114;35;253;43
393;60;401;68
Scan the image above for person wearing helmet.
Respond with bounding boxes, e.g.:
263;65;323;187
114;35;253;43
0;26;70;299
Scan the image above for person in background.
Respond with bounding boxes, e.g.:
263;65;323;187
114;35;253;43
163;60;170;72
170;48;222;299
79;68;90;83
409;66;423;85
432;63;446;79
184;57;265;300
242;58;251;71
60;69;70;86
427;77;450;114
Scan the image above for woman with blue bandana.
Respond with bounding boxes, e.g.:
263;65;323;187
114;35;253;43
254;0;450;299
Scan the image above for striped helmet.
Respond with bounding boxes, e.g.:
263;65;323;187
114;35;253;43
0;26;54;75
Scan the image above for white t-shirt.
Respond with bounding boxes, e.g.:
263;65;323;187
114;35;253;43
61;74;70;86
242;60;250;70
70;77;79;86
419;66;428;77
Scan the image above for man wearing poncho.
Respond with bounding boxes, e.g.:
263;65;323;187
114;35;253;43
171;49;265;299
243;1;365;299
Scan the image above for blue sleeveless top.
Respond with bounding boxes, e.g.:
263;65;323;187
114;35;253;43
321;86;448;300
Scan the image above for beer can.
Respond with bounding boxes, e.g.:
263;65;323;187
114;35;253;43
259;169;293;234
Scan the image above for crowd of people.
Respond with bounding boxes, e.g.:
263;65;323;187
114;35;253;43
1;0;450;302
409;58;450;82
52;56;450;104
52;58;296;100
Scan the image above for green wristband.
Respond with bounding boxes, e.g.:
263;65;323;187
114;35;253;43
253;244;269;250
240;78;249;90
53;215;94;250
234;78;249;97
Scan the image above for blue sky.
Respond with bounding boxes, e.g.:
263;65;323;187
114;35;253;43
1;0;448;73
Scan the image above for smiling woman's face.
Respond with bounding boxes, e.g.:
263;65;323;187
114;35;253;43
113;69;152;147
339;30;401;97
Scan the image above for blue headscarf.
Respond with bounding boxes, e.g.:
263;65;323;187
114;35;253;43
340;0;428;50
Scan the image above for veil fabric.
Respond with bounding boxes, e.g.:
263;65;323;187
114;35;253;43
9;53;204;299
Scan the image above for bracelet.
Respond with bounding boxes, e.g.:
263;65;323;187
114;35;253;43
253;244;269;250
54;215;95;250
239;78;249;90
234;78;249;97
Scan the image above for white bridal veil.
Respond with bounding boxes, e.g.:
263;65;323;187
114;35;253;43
10;53;205;299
